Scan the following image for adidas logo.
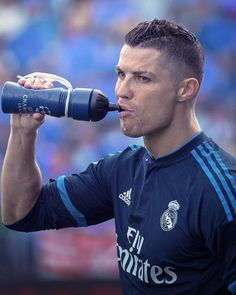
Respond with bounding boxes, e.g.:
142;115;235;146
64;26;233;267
119;188;132;206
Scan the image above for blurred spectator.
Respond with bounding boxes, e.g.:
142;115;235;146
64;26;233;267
0;0;235;291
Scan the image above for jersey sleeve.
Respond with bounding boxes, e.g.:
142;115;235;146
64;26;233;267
5;158;114;232
190;140;236;293
196;168;236;292
204;217;236;293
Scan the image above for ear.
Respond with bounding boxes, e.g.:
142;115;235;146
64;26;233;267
176;78;200;102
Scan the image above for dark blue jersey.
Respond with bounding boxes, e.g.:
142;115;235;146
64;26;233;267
6;132;236;294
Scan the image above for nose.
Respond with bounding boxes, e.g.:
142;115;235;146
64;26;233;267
115;77;132;101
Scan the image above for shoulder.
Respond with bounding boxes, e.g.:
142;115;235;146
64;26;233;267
190;138;236;223
100;144;145;166
86;144;145;182
190;138;236;182
191;138;236;167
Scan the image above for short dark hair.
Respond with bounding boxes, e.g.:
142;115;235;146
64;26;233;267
125;19;204;85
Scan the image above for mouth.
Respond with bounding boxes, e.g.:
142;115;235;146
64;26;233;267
118;105;134;118
118;104;134;112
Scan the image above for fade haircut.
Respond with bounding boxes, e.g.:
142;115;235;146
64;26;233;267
125;19;204;85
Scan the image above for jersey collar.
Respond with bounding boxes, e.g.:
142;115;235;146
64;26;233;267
144;131;209;166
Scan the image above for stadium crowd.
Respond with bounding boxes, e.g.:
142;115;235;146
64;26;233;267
0;0;235;287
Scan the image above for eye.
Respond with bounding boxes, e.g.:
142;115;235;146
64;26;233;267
116;70;125;80
136;75;150;83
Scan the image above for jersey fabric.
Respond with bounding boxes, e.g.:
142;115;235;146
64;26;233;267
6;132;236;294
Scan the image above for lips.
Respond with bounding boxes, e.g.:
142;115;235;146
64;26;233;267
118;104;134;112
118;104;134;118
119;110;132;118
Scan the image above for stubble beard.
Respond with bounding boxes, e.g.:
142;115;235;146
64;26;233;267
120;117;144;138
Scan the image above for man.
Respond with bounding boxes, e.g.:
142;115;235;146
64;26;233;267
1;19;236;294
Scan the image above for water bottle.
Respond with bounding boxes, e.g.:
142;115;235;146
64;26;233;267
1;81;120;122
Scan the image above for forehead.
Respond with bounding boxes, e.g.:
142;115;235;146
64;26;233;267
117;45;167;72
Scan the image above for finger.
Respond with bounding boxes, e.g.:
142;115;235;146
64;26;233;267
40;81;54;89
24;77;36;88
32;112;45;122
33;77;47;89
18;78;27;85
17;76;54;89
27;77;53;89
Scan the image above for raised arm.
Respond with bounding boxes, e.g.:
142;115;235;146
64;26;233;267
1;77;52;224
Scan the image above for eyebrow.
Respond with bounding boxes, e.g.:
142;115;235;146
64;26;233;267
115;66;154;76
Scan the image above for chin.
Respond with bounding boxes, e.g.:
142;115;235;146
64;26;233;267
121;128;143;138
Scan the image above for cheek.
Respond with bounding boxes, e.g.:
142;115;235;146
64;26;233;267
139;91;176;123
114;80;120;95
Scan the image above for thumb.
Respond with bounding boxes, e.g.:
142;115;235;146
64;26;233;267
32;112;45;122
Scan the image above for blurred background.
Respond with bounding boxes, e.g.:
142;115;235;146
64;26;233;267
0;0;235;294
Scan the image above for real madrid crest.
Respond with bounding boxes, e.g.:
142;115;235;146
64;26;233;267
160;200;180;231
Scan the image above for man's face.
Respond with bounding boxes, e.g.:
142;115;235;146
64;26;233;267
115;45;178;138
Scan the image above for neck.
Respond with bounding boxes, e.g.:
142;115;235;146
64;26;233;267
143;111;201;158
